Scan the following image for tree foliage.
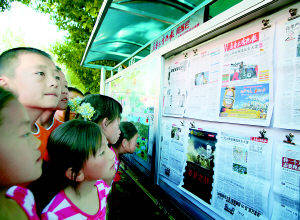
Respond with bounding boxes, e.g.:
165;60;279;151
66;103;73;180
0;0;30;12
0;0;10;11
33;0;117;93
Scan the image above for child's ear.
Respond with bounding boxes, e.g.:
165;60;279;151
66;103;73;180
75;170;85;182
101;118;109;129
0;76;10;88
121;139;129;152
65;168;85;182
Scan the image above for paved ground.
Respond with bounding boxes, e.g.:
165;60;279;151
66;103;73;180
106;169;190;220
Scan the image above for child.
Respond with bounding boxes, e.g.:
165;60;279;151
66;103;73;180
33;68;68;160
40;119;116;219
0;87;42;219
61;86;84;122
77;94;122;145
112;121;138;171
53;68;69;122
0;47;61;131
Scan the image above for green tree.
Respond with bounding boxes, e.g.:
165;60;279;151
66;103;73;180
32;0;117;93
0;0;30;11
0;0;10;11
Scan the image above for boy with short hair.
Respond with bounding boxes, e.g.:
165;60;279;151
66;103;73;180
34;68;68;160
0;47;61;159
0;47;61;131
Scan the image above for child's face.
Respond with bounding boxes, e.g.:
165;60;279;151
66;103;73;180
83;135;116;183
126;133;138;153
57;72;69;110
0;99;42;186
101;117;121;144
9;53;61;109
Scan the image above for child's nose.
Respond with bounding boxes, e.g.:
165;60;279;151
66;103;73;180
31;134;41;150
49;76;60;88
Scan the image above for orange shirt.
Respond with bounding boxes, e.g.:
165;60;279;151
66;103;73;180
33;118;63;161
54;110;66;122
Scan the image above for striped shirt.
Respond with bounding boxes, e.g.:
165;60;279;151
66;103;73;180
110;147;119;172
41;180;111;220
6;185;39;220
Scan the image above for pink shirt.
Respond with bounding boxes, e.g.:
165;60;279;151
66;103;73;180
110;147;119;172
6;185;39;220
41;180;111;220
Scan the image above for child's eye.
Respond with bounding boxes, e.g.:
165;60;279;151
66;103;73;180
23;132;31;137
36;72;45;76
98;150;105;156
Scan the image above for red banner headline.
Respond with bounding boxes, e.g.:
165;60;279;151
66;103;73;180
224;32;259;52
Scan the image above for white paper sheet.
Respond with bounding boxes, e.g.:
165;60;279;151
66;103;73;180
271;142;300;220
159;118;188;185
218;25;274;126
163;60;189;117
274;17;300;130
211;132;273;219
184;45;222;121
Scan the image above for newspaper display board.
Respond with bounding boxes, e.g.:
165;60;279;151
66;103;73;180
104;2;300;219
106;56;160;170
157;2;300;219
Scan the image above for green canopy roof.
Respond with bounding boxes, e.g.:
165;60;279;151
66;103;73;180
81;0;242;71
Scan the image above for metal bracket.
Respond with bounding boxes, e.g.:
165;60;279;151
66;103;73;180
288;8;300;21
258;129;268;140
283;133;295;145
261;19;271;30
129;56;137;66
118;65;123;73
193;49;198;56
183;52;188;59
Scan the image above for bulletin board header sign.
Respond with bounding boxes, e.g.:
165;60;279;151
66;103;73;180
150;9;204;53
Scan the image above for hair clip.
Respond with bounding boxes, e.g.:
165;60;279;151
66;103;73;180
77;103;95;121
68;96;83;112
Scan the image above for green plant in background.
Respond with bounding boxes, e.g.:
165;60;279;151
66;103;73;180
27;0;116;93
0;0;29;12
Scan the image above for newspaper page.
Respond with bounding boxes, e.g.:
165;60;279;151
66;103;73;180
271;141;300;220
273;17;300;130
184;43;222;121
218;25;274;126
159;118;188;185
211;132;273;219
179;122;218;204
163;59;189;117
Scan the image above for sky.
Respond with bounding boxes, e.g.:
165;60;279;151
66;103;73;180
0;2;67;54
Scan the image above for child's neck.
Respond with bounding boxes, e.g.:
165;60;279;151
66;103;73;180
26;107;55;132
64;180;100;215
36;110;55;129
114;145;128;161
25;107;44;131
113;146;121;161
